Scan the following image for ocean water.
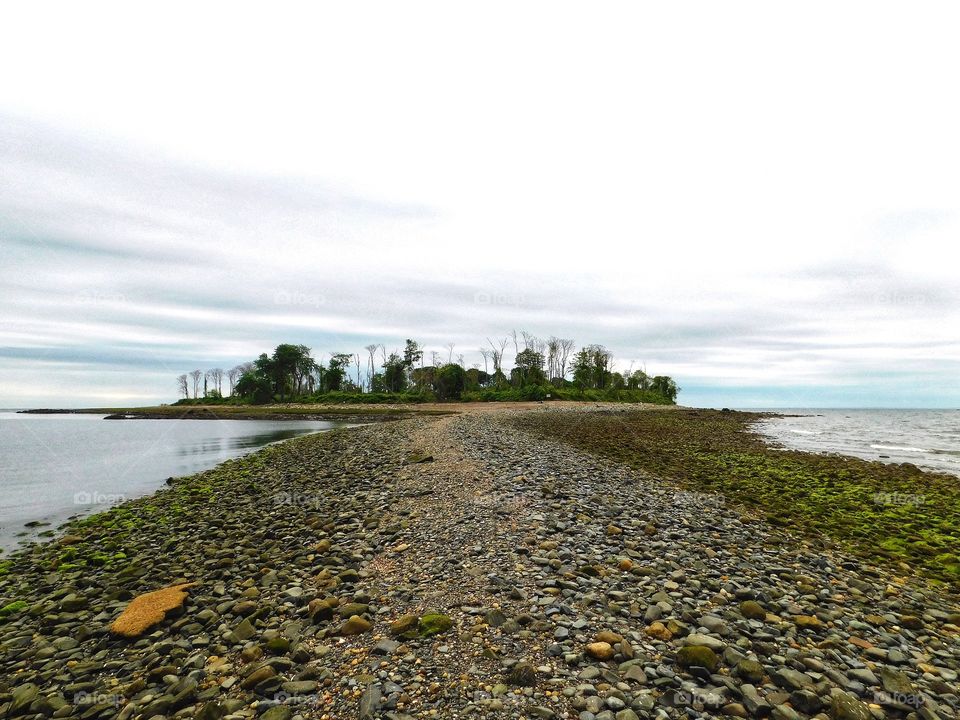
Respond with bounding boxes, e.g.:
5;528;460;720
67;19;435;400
752;409;960;477
0;412;350;552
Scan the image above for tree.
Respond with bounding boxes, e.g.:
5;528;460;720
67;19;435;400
403;340;424;388
382;352;408;392
270;344;308;400
365;344;379;392
235;371;273;403
227;366;243;396
208;368;224;395
403;339;423;368
629;368;651;391
435;363;465;400
651;376;679;402
513;348;546;387
189;369;202;399
479;348;491;375
325;353;352;392
176;374;189;399
571;345;614;389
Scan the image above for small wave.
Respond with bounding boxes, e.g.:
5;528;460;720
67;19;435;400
788;429;818;435
870;444;929;453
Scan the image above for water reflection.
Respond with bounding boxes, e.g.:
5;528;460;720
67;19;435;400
0;415;350;552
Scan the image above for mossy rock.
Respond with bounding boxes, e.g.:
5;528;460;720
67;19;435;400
740;600;767;620
734;658;765;684
676;645;719;672
265;636;291;654
0;600;28;620
390;613;419;637
418;612;453;637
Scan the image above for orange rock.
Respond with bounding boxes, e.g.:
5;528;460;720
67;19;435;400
585;641;615;660
596;630;624;645
794;615;825;629
645;621;673;641
110;583;196;638
849;636;873;649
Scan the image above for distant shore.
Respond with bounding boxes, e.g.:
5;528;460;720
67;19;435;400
17;403;456;422
17;400;682;421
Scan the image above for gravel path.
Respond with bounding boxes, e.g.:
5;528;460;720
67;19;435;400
1;407;958;720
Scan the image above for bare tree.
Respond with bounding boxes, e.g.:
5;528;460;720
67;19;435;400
479;348;491;374
431;350;440;367
208;368;224;395
558;338;575;380
446;343;456;364
355;353;362;391
521;330;536;352
457;353;464;367
510;329;519;355
546;337;560;380
487;337;508;374
189;369;202;399
364;344;378;392
176;374;189;399
227;366;243;396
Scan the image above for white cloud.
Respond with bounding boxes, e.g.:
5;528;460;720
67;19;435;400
1;2;959;407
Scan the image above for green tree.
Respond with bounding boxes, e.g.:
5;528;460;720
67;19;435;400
435;363;466;400
382;353;408;392
235;371;273;404
513;348;546;387
651;376;679;402
325;353;352;392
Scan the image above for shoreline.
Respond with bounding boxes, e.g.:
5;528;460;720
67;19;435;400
1;406;958;719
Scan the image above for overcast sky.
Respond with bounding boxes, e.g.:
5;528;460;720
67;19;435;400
1;2;958;408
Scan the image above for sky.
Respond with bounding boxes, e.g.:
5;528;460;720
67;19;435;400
1;2;958;409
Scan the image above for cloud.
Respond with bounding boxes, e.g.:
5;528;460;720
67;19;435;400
1;2;959;408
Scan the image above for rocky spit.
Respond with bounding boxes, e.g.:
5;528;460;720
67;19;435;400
1;407;958;720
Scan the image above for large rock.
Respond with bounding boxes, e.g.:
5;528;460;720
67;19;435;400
110;583;196;637
676;645;719;671
585;641;615;660
681;633;725;651
390;613;419;636
9;683;39;717
340;615;372;635
418;612;453;636
831;692;872;720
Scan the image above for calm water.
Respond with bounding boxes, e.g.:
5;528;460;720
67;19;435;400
753;409;960;477
0;412;350;552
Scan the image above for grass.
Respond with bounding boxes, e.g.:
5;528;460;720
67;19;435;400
516;408;960;588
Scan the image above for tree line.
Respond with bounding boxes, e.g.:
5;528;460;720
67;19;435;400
175;332;679;405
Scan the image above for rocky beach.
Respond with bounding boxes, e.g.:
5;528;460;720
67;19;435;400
1;405;958;720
